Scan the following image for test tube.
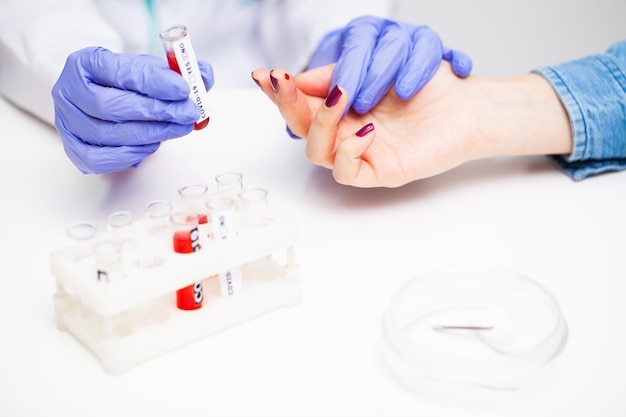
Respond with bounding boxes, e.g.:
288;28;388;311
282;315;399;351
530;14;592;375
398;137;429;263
135;200;173;268
66;220;97;242
160;24;210;130
178;183;209;238
61;220;98;288
206;197;242;297
239;187;270;228
93;240;123;283
239;187;273;279
106;210;134;242
215;171;243;208
171;210;204;310
144;200;172;235
206;197;237;241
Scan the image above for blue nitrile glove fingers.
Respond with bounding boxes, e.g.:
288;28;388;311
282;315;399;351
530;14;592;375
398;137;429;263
306;28;343;69
198;60;215;91
394;25;443;100
61;135;161;175
328;16;387;114
53;102;194;147
52;47;215;174
442;47;473;78
56;47;199;124
329;37;372;110
349;21;411;114
307;16;473;115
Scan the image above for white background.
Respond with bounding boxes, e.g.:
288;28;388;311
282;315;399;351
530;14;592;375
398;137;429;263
392;0;626;76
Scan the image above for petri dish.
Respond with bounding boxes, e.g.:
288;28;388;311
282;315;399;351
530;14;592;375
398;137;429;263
381;266;568;407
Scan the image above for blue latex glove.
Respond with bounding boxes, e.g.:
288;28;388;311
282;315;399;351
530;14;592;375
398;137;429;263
307;15;472;114
52;47;214;174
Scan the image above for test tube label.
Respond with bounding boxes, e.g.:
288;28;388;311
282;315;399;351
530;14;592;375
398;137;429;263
97;270;109;282
172;37;211;124
219;267;242;297
211;209;236;241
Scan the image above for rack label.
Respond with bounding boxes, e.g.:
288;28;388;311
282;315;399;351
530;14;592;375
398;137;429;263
220;267;242;297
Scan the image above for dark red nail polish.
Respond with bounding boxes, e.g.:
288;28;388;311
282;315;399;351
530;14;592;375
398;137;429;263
284;73;290;80
251;73;262;88
270;71;279;92
356;123;375;137
325;85;342;107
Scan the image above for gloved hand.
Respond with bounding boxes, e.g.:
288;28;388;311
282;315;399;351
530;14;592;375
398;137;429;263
52;46;214;174
307;15;472;114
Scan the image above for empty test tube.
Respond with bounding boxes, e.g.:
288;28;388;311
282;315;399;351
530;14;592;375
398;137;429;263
134;200;173;269
207;197;237;241
206;197;242;297
215;171;243;202
106;210;134;242
66;220;97;242
93;240;123;282
239;187;270;228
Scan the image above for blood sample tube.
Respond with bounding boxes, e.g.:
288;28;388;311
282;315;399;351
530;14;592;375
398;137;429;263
160;24;210;130
171;211;204;310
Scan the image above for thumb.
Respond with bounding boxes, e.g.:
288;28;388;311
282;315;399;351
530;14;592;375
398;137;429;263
332;122;376;186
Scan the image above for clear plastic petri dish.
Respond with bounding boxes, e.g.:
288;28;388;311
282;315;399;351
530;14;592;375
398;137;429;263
381;266;568;407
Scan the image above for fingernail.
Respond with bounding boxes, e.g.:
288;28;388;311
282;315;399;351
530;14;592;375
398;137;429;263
270;70;279;92
355;122;375;137
251;72;262;88
325;85;342;107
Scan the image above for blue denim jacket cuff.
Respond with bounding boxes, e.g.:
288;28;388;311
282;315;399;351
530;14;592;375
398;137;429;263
533;44;626;180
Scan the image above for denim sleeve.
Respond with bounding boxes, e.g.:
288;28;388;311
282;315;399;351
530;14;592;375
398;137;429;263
533;41;626;181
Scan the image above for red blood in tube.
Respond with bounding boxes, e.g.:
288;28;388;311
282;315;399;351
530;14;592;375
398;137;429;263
176;283;203;310
165;49;209;131
173;228;203;310
173;230;197;253
166;50;181;74
193;118;210;130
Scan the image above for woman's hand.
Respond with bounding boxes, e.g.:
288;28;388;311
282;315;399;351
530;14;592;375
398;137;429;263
252;57;573;188
252;63;480;188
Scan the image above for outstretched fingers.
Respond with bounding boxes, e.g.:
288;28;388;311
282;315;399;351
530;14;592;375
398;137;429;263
251;67;313;138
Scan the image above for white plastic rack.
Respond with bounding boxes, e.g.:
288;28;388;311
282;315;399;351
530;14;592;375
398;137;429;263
50;185;300;374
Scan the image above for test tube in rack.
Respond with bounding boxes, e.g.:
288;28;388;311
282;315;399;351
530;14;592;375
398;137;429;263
50;176;301;374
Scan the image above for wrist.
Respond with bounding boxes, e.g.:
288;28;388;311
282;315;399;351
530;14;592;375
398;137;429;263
474;73;573;159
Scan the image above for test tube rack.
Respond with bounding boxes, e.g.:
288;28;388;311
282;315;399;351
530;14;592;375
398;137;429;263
50;201;300;374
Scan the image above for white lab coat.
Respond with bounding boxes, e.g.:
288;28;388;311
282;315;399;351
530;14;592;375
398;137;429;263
0;0;390;125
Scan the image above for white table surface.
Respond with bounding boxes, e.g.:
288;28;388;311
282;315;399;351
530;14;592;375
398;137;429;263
1;90;625;416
